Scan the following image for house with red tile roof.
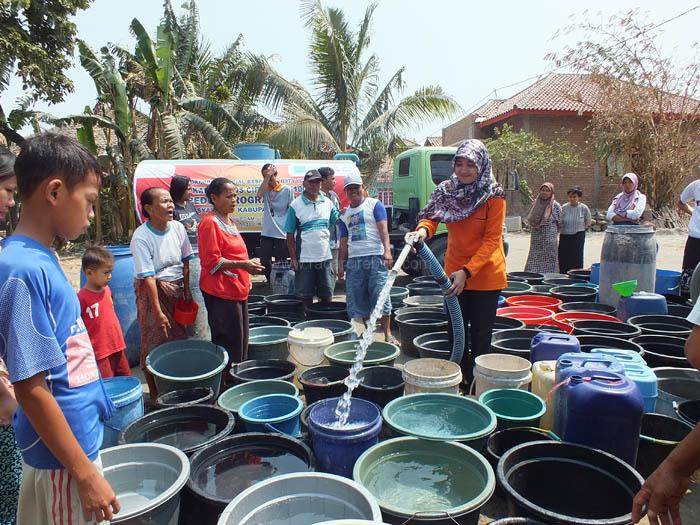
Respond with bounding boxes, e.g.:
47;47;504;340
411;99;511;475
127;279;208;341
442;73;698;215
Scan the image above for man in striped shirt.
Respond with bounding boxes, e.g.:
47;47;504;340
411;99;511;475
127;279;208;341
285;170;339;306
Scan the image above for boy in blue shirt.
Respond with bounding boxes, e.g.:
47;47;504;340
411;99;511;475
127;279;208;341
0;133;120;524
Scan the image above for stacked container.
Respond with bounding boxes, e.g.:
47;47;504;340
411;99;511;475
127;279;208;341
555;371;644;465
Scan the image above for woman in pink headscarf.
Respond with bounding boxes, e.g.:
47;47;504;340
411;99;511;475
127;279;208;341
606;173;647;225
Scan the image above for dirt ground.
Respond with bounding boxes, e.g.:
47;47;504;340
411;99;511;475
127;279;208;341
58;230;691;288
57;230;697;524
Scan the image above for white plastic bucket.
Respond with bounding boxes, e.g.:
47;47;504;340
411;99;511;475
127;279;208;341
472;353;532;397
287;327;334;373
402;358;462;395
531;360;557;430
271;261;295;295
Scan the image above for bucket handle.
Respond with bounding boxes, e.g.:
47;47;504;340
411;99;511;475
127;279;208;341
509;425;562;441
468;371;532;396
287;345;328;368
401;511;460;524
261;423;301;439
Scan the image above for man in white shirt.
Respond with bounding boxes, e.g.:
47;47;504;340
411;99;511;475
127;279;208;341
678;176;700;296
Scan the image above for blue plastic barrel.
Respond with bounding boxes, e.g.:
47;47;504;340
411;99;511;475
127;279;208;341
655;269;682;295
233;143;281;160
308;397;382;478
239;394;303;436
588;349;656;412
555;352;625;384
590;263;600;285
80;245;139;366
102;376;144;449
555;371;643;465
530;333;580;363
617;292;668;322
590;348;647;366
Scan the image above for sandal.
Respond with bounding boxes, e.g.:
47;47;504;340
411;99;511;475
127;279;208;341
386;335;400;346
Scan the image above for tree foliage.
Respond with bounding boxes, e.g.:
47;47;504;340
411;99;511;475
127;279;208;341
0;0;93;144
485;124;582;200
548;9;700;209
268;0;460;168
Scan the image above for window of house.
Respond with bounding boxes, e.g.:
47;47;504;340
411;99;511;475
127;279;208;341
606;154;626;177
398;158;411;177
430;154;454;185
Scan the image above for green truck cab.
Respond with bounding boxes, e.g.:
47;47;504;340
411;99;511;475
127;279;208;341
388;146;507;275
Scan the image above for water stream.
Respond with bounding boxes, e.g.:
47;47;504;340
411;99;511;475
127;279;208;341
334;269;399;425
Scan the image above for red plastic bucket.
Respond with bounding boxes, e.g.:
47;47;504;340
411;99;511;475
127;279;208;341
551;311;620;333
174;299;199;326
505;295;563;312
497;306;553;326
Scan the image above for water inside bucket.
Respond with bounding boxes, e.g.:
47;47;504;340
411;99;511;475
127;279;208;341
108;461;178;512
335;269;398;425
195;447;309;500
390;404;472;436
363;452;483;511
141;419;218;450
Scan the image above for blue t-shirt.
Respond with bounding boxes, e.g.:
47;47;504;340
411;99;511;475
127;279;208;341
0;236;115;469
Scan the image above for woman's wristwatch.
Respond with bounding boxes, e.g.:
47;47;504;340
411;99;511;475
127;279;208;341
461;267;471;279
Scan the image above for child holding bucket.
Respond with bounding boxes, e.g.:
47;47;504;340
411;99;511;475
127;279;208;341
0;133;120;523
78;246;131;378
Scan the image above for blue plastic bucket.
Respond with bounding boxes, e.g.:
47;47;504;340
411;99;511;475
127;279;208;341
590;263;600;285
102;377;144;449
655;269;681;294
239;394;303;437
308;397;382;478
498;296;506;308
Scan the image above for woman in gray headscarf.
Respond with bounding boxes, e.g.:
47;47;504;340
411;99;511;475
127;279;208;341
525;182;562;273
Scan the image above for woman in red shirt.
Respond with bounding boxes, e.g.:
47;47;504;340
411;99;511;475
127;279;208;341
197;178;265;374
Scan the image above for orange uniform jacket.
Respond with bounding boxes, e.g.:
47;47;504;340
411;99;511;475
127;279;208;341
417;197;507;291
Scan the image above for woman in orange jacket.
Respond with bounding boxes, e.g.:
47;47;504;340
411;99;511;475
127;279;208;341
406;139;507;384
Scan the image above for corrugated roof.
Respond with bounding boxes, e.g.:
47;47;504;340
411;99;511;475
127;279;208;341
473;73;700;127
477;74;599;125
424;136;442;146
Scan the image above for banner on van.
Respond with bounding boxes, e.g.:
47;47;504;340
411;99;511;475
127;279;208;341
133;159;361;232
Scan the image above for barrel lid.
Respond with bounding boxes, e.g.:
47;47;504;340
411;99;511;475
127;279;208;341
288;327;334;345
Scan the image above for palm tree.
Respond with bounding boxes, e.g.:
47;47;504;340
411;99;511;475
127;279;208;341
268;0;460;163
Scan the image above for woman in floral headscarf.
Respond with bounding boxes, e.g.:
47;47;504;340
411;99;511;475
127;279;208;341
405;139;506;385
606;173;647;225
525;182;562;273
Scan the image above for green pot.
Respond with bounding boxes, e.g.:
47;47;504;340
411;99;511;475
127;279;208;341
353;437;495;524
478;388;546;431
217;379;299;413
323;341;400;368
248;326;293;361
382;393;496;451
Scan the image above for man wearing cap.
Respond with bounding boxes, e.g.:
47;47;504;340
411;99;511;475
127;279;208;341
285;169;340;305
257;163;294;283
337;173;396;343
319;166;341;291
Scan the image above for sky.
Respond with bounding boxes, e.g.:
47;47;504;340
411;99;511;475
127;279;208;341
2;0;700;143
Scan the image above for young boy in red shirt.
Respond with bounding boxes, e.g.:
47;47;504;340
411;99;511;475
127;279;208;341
78;246;131;378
